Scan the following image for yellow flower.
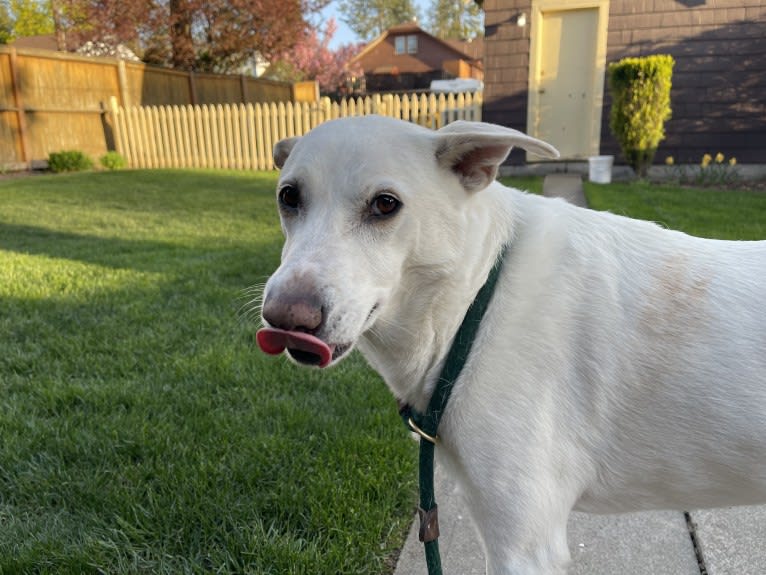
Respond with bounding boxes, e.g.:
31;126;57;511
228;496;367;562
715;152;725;164
665;156;674;165
701;153;712;168
729;157;737;166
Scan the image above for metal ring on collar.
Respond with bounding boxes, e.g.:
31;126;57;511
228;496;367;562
408;417;438;444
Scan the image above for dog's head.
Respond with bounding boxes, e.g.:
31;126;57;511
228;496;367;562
257;116;557;368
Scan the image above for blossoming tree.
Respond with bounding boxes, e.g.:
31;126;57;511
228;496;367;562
267;18;364;97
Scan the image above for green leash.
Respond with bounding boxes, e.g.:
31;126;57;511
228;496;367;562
399;245;508;575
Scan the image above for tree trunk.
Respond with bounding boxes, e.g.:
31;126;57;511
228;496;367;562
170;0;195;70
50;0;66;51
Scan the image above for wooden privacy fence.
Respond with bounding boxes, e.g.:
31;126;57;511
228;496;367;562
111;91;483;170
0;46;314;169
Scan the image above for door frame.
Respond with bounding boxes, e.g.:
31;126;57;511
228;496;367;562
526;0;610;161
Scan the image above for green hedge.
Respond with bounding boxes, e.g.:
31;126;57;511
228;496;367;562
99;151;127;170
608;55;674;178
48;150;94;173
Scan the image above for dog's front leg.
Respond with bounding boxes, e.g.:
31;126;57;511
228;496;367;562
477;494;571;575
445;453;575;575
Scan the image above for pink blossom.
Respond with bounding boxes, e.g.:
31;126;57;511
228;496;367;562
275;18;364;94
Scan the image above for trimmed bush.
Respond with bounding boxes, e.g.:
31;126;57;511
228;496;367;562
100;151;127;170
48;150;94;173
608;55;674;178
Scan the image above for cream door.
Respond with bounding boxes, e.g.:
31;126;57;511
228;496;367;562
527;2;609;160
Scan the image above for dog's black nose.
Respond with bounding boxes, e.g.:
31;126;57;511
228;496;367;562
262;292;323;333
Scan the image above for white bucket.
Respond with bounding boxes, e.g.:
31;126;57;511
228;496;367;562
588;155;614;184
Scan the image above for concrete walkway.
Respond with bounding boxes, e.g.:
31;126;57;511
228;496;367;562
393;174;766;575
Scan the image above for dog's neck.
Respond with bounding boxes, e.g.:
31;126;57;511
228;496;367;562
358;185;514;412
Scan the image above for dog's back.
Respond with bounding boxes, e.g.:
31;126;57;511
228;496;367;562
454;186;766;513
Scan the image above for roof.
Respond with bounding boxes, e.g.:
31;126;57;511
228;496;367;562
351;22;483;66
12;35;59;51
444;37;484;61
387;22;422;35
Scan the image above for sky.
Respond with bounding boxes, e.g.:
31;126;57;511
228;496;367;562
321;0;431;49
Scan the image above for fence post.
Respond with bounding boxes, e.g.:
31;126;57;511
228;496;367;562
109;96;124;157
477;91;483;121
240;75;248;103
188;71;198;105
117;60;130;107
320;97;331;123
9;47;30;166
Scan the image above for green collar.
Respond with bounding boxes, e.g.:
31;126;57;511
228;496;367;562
399;244;508;575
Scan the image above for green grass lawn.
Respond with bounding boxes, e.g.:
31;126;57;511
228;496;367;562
1;171;764;575
0;170;416;574
502;176;765;240
584;180;766;240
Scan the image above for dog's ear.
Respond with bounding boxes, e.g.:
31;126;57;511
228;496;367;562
435;121;559;192
273;137;300;169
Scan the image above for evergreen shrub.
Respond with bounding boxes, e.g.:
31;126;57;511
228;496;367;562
608;55;674;178
48;150;94;173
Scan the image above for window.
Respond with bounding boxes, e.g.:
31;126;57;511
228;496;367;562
395;36;406;54
394;34;418;55
407;34;418;54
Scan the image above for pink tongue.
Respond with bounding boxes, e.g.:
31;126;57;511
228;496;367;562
256;327;334;368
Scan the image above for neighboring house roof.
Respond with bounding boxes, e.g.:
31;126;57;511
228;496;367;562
11;34;140;62
444;37;484;61
351;22;482;76
11;34;59;51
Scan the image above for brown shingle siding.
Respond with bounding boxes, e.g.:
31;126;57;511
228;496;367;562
482;0;530;132
485;0;765;164
609;13;648;30
724;7;747;21
712;0;756;8
659;10;698;28
608;0;631;15
602;2;765;164
501;66;529;84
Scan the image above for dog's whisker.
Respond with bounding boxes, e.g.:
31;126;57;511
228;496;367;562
234;286;266;328
237;284;267;300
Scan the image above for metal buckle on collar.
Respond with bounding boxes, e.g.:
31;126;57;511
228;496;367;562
407;417;439;444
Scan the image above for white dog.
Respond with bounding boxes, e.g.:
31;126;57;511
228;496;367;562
256;115;766;574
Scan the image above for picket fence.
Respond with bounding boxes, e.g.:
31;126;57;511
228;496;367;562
110;91;482;170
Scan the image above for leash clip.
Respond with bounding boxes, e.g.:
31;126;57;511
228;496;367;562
407;417;439;444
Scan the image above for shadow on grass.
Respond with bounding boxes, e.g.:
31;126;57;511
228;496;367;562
0;221;280;275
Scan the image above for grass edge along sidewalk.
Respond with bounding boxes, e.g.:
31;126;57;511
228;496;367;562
1;170;764;574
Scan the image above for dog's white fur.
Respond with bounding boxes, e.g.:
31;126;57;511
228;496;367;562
261;115;766;574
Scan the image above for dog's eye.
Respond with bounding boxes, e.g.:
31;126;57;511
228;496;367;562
278;185;301;211
371;194;401;218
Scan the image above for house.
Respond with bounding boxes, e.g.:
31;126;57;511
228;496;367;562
482;0;766;166
351;22;483;93
12;34;141;61
11;34;59;51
